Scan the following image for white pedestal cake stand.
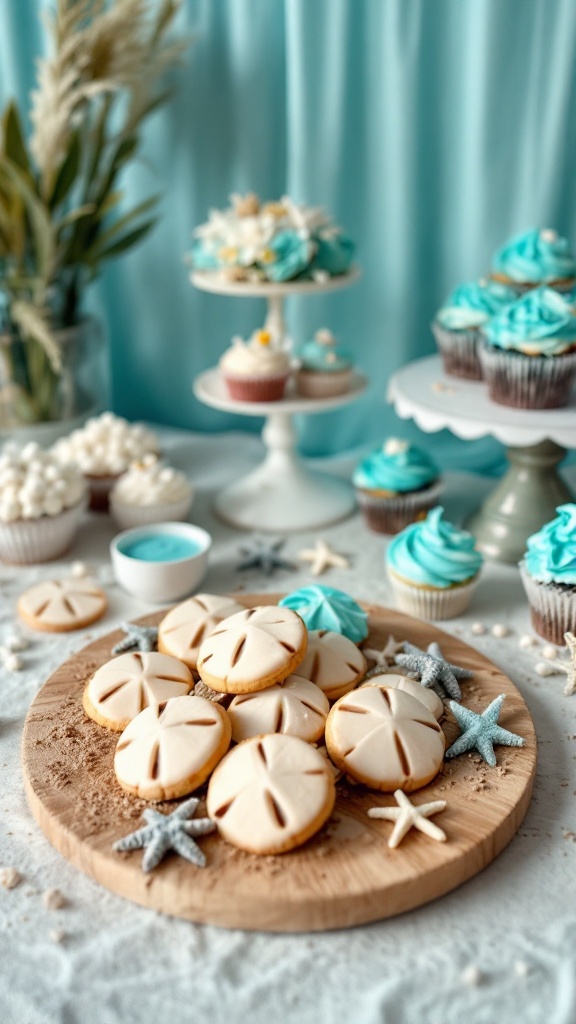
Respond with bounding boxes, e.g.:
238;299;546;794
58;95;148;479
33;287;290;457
194;370;367;531
388;354;575;564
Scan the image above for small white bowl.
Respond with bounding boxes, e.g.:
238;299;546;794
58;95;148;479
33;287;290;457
110;522;212;603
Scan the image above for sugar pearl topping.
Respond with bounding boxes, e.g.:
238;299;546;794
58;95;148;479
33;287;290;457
111;455;192;507
0;442;86;522
52;412;159;476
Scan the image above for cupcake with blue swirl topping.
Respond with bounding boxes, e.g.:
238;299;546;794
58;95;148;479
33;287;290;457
385;506;483;620
296;329;354;398
479;287;576;408
279;585;368;643
432;279;516;379
353;438;443;535
519;504;576;645
491;228;576;294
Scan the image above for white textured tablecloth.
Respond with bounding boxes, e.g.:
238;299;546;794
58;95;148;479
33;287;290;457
1;428;575;1024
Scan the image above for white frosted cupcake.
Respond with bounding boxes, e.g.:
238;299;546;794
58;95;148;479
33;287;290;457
219;328;291;401
52;412;160;510
0;442;87;564
110;455;193;529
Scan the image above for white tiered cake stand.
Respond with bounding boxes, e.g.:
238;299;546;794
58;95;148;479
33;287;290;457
388;355;575;564
192;270;366;531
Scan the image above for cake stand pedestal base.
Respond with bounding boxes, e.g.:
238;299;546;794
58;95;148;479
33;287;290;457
214;412;355;532
465;441;573;564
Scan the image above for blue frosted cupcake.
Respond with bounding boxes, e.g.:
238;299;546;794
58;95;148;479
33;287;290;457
479;287;576;408
386;507;483;620
352;438;443;535
520;504;576;645
296;329;354;397
491;228;576;294
432;279;516;380
279;585;368;643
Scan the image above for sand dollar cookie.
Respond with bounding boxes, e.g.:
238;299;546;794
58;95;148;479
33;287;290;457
227;675;329;744
197;606;307;694
114;694;231;801
18;578;107;632
158;594;245;670
361;672;444;721
297;630;367;701
207;733;335;854
84;651;193;731
325;684;445;792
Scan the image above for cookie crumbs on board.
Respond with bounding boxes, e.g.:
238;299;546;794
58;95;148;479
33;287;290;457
0;867;23;889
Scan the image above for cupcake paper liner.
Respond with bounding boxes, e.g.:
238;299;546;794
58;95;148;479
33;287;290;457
223;372;289;402
296;369;354;398
479;343;576;409
356;480;445;535
387;568;479;621
0;498;86;565
110;493;193;530
431;321;483;380
520;564;576;645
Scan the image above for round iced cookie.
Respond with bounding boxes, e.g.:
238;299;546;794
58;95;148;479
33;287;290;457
18;578;107;632
206;733;336;855
114;694;231;801
83;651;193;732
297;629;367;701
279;585;368;643
158;594;245;670
360;672;444;721
325;684;445;792
227;674;329;744
196;606;307;694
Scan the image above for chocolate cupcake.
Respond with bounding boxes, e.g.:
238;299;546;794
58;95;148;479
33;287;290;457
353;438;443;535
520;504;576;645
431;279;516;379
490;228;576;294
479;287;576;408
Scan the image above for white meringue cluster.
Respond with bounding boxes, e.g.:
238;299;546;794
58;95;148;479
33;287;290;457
0;442;86;523
52;412;159;477
111;454;192;508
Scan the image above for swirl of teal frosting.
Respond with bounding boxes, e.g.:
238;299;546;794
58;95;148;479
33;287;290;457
352;440;439;493
492;228;576;283
298;331;352;372
279;585;368;642
386;507;483;588
484;287;576;355
264;231;315;282
311;233;355;276
436;280;516;330
522;504;576;584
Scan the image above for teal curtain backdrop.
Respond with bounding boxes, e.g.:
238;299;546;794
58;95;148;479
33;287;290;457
2;0;576;468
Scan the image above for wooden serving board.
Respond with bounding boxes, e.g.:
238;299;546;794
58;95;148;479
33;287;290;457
22;596;537;933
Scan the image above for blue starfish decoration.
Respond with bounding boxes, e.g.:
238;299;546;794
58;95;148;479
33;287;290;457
446;694;524;767
394;641;473;701
112;622;158;655
237;538;295;577
113;798;215;872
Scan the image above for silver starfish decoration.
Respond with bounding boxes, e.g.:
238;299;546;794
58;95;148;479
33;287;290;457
112;622;159;655
446;694;524;767
394;641;473;700
113;798;215;872
237;538;295;577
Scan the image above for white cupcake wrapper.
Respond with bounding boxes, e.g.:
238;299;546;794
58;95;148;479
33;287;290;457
296;369;353;397
479;343;576;408
431;321;483;379
356;480;445;534
388;568;479;621
0;498;86;564
109;494;193;530
519;564;576;644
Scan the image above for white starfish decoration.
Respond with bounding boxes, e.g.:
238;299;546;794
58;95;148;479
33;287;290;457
297;539;350;576
367;790;447;849
553;632;576;696
362;635;404;674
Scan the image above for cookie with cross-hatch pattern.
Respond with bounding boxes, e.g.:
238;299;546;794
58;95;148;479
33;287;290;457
158;593;245;670
196;605;307;694
18;577;107;632
207;733;336;854
114;694;231;801
296;629;367;701
227;674;329;744
83;651;193;732
325;683;445;792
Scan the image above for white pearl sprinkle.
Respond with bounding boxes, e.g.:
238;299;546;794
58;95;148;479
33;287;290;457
535;662;557;677
519;635;538;648
4;633;29;652
514;960;530;978
71;562;89;578
491;624;510;638
541;644;558;660
471;622;487;636
3;653;23;671
461;965;482;987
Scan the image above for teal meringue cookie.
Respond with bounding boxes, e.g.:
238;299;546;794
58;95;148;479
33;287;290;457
297;330;352;373
279;585;368;643
310;233;355;276
436;279;516;330
386;507;483;588
484;287;576;356
190;238;221;271
492;228;576;284
353;439;439;494
264;231;315;282
522;504;576;585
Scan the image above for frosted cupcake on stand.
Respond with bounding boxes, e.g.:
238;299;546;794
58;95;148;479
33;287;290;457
295;329;354;397
520;504;576;645
490;228;576;294
0;442;87;564
431;279;516;380
353;438;443;534
219;328;291;401
109;454;193;529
